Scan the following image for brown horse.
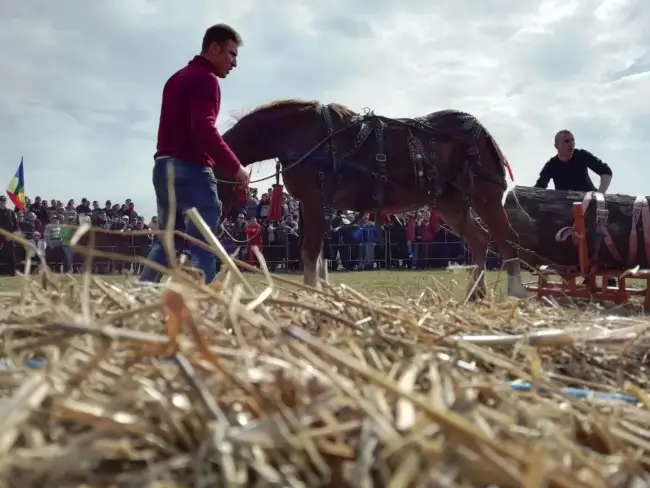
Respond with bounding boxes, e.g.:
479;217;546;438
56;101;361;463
220;99;527;299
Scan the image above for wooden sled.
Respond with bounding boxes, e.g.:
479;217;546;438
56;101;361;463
524;201;650;310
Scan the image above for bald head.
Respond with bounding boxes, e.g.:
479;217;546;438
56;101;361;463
554;130;575;161
554;130;572;144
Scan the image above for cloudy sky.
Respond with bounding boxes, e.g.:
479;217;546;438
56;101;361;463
1;0;648;218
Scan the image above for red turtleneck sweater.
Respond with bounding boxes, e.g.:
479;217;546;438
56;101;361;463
154;55;241;176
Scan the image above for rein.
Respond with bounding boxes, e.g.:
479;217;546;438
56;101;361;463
214;115;367;186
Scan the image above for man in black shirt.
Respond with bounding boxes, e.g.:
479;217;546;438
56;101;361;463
534;130;613;193
536;130;616;286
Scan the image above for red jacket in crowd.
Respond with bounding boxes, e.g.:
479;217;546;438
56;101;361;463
245;222;262;246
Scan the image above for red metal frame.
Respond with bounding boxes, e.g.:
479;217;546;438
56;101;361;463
524;202;650;309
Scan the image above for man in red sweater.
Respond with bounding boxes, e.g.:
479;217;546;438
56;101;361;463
139;24;250;284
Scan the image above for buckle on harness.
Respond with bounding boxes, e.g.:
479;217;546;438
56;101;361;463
375;154;387;162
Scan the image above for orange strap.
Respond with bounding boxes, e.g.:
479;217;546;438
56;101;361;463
628;196;650;267
555;192;622;264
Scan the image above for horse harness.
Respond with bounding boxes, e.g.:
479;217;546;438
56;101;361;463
555;192;650;269
321;106;389;238
317;103;509;239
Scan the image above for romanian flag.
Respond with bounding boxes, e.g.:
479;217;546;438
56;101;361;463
6;158;25;211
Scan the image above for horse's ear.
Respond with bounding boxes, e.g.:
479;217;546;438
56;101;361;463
225;109;243;128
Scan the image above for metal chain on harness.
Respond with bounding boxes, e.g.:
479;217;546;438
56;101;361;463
274;161;281;187
320;107;338;237
371;116;388;245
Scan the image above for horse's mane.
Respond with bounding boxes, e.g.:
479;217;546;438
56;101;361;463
232;99;358;124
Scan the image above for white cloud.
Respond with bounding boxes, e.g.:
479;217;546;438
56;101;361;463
0;0;648;218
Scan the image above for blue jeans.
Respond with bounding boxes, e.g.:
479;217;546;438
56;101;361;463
139;157;221;284
61;246;73;272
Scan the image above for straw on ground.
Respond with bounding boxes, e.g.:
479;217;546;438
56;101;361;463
0;233;649;486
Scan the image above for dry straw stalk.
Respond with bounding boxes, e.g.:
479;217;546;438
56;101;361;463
0;207;649;487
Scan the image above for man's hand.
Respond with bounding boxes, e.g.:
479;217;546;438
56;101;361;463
233;165;250;186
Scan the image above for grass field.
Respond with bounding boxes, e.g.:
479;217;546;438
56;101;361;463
0;268;527;299
4;268;648;314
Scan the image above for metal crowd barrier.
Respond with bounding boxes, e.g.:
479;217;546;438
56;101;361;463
0;232;503;273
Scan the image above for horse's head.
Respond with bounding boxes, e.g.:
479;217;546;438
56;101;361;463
222;99;356;167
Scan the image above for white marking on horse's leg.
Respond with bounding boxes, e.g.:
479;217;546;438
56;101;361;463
317;250;328;283
506;259;527;298
302;248;319;288
466;265;487;301
465;241;488;301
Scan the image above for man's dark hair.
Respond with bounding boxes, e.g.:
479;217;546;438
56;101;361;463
201;24;243;52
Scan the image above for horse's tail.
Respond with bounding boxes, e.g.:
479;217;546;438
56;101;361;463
482;128;514;183
478;122;534;226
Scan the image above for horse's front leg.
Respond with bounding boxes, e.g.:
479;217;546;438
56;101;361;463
435;197;490;300
300;208;327;289
317;242;328;283
301;247;319;287
472;182;527;299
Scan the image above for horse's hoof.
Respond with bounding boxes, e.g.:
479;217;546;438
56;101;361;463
507;288;528;299
507;276;528;299
506;294;525;301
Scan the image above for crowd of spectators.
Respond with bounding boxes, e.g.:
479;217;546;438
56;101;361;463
0;186;500;275
217;187;499;271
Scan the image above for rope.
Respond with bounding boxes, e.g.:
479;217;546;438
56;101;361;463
219;224;262;244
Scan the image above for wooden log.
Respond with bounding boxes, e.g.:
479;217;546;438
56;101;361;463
503;186;649;269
